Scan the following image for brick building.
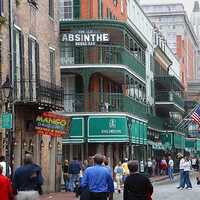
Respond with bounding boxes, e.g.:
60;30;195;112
0;0;63;192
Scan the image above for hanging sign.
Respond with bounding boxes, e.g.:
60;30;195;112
61;30;110;46
35;112;71;137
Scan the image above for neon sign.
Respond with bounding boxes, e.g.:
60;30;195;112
35;112;70;137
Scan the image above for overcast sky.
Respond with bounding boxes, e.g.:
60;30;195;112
140;0;197;18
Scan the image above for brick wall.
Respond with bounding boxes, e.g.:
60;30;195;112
81;0;127;20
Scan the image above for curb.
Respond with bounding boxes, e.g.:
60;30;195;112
150;173;179;183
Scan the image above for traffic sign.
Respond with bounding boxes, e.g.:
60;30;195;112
2;113;12;129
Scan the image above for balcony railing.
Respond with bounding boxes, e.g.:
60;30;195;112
64;93;147;119
148;114;165;130
61;46;146;79
155;91;184;109
14;79;63;110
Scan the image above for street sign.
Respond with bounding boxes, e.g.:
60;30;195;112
2;113;12;129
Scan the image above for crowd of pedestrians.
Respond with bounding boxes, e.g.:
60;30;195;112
62;154;153;200
0;152;43;200
0;151;199;200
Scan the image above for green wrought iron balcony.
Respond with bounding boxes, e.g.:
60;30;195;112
64;93;147;119
155;91;184;112
147;114;165;130
60;45;146;80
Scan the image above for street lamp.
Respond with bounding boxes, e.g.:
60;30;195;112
127;118;132;160
1;75;12;176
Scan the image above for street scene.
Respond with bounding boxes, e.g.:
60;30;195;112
1;0;200;200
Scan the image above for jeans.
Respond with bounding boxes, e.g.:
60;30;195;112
68;174;79;192
168;167;174;181
179;169;184;187
183;171;192;188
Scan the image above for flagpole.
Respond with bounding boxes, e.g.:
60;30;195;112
175;104;199;129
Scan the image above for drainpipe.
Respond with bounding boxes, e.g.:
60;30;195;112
9;0;13;82
8;0;16;169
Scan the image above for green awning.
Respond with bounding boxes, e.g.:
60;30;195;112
88;116;129;142
174;133;185;149
197;140;200;151
131;120;147;144
62;117;84;143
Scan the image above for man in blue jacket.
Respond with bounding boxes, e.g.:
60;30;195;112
12;153;43;200
81;154;114;200
68;157;81;192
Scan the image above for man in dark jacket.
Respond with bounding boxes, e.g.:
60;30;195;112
124;160;153;200
12;154;43;200
68;157;81;192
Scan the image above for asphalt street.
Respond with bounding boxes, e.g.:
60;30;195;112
152;176;200;200
113;176;200;200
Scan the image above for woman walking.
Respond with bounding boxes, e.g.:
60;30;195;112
114;161;124;193
63;160;69;191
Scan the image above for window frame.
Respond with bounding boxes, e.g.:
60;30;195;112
49;0;54;19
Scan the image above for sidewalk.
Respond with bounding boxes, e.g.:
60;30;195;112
40;174;175;200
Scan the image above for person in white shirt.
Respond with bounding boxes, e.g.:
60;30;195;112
168;156;174;182
0;156;11;177
147;158;153;177
177;153;185;189
181;155;192;190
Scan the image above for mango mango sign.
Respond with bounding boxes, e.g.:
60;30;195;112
35;112;70;137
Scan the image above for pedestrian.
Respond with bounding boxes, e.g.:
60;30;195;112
80;154;114;200
68;157;81;192
104;157;113;177
196;158;199;171
147;158;153;177
0;165;13;200
12;153;43;200
114;161;124;193
122;158;129;182
152;158;156;177
160;157;167;175
191;157;197;170
168;155;174;182
123;160;153;200
181;155;192;190
62;159;69;192
177;153;185;189
0;155;11;177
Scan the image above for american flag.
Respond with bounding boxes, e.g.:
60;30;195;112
191;106;200;126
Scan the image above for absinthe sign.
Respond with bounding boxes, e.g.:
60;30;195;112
61;30;110;46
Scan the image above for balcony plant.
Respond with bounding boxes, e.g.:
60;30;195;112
0;16;6;25
16;0;21;6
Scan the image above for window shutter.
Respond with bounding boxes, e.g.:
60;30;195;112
20;32;25;100
35;41;40;80
13;29;17;99
28;38;33;100
0;0;3;16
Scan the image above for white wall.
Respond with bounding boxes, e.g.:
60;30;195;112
165;45;181;80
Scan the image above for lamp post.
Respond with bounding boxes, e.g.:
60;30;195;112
1;75;12;176
127;118;132;160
